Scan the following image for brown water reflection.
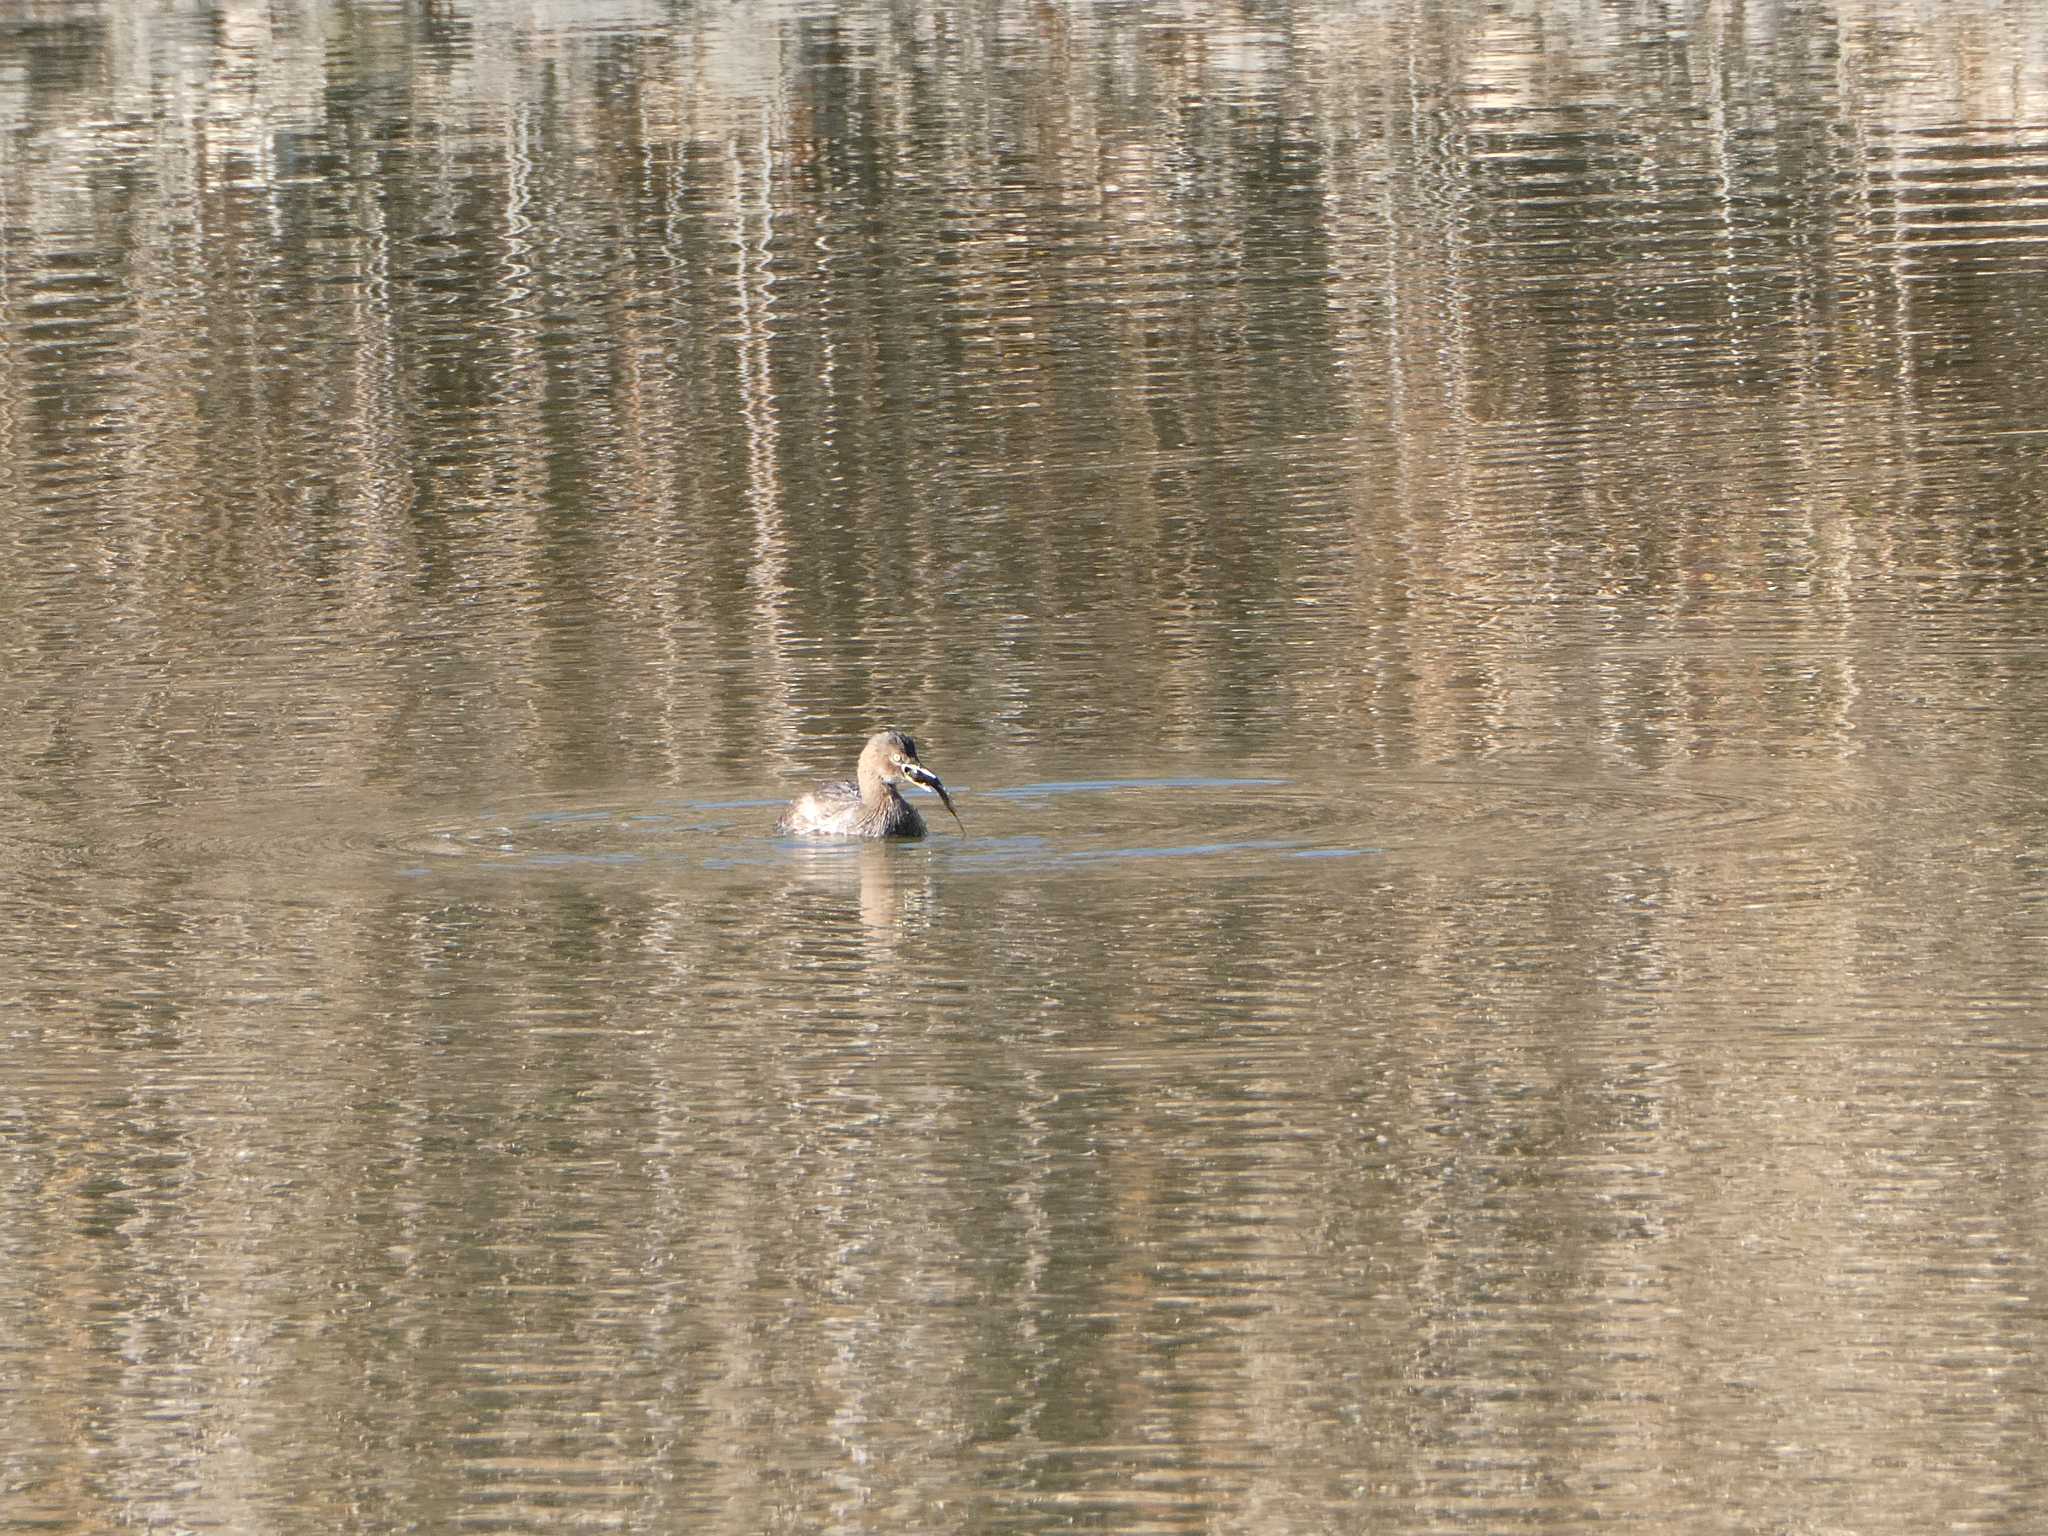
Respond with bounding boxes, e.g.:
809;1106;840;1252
6;1;2048;1532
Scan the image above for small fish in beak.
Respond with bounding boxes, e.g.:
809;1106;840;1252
896;755;963;832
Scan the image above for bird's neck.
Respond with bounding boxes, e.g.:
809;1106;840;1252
858;767;903;808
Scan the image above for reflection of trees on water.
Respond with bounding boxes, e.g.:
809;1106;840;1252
4;4;2043;796
2;2;2043;922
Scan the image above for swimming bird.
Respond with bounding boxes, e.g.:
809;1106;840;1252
775;729;961;838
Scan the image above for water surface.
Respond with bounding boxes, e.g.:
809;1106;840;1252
5;2;2048;1532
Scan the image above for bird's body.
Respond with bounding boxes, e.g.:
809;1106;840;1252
776;730;960;839
778;776;928;838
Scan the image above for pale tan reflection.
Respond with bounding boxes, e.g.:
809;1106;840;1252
858;842;948;935
780;841;936;936
681;839;951;1525
728;116;799;757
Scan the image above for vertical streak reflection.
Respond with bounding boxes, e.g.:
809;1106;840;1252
732;115;795;749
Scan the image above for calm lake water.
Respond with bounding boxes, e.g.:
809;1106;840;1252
6;1;2048;1531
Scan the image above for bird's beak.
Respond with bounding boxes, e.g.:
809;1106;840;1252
896;757;962;831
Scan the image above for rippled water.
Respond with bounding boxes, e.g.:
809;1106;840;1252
6;1;2048;1531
